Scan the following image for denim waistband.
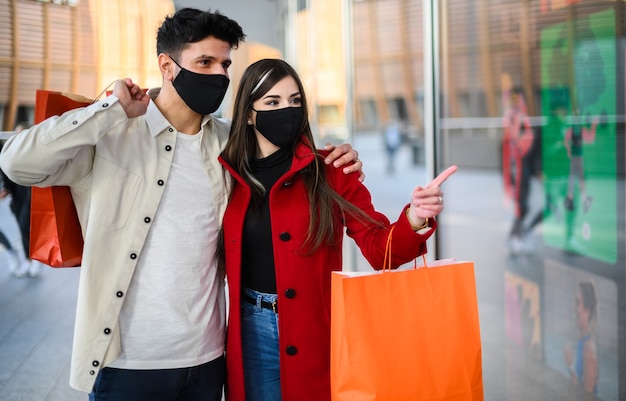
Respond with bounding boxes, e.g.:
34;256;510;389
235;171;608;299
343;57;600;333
242;288;279;313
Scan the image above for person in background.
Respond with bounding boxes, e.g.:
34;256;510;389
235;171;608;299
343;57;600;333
0;163;22;275
0;122;44;278
0;9;360;401
218;58;457;401
383;119;402;174
564;280;599;396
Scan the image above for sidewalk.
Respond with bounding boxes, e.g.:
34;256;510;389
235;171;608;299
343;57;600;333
0;249;82;399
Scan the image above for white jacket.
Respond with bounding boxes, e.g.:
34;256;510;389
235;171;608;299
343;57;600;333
0;93;230;392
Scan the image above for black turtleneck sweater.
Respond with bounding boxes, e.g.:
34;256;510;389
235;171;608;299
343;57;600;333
241;149;292;294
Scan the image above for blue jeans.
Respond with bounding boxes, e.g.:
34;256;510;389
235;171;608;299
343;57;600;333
88;355;225;401
241;288;281;401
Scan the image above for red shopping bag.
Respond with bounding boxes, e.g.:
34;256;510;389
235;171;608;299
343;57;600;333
30;186;83;267
29;90;91;267
331;228;484;400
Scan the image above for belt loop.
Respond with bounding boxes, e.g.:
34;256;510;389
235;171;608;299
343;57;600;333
272;300;278;314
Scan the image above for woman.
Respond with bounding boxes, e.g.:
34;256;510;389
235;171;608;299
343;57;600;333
218;58;456;401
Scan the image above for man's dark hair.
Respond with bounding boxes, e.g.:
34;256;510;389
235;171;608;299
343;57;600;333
156;8;246;58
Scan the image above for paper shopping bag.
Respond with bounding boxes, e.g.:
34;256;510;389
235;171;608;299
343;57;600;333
30;186;83;267
331;258;484;401
29;90;91;267
34;90;93;124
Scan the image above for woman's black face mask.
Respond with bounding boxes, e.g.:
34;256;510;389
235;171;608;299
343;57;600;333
252;107;304;149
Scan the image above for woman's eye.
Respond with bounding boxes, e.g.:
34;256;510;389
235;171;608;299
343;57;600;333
291;97;302;105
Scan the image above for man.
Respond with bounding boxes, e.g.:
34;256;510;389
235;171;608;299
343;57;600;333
0;8;360;401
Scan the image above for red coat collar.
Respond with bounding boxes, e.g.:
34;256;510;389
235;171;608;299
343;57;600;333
218;141;320;186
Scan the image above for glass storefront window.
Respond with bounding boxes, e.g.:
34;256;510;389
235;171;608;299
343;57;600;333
438;1;623;399
286;0;625;399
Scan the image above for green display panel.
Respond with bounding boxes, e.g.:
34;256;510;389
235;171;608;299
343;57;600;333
540;8;617;264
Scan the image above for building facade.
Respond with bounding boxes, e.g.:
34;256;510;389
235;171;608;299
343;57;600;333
0;0;175;131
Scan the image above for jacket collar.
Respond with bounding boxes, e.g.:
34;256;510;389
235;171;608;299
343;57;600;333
291;140;317;170
219;140;317;186
144;88;212;138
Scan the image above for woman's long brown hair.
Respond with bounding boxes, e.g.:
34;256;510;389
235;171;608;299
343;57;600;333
217;59;379;270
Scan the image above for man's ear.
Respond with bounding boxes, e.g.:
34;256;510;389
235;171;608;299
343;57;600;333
158;53;176;82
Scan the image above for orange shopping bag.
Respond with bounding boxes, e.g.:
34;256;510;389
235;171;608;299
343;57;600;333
29;90;92;267
331;230;483;400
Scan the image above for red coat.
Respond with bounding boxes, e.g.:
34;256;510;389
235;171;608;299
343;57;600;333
219;143;435;401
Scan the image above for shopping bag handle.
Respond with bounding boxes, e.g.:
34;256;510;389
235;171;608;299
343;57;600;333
383;226;427;272
93;80;119;103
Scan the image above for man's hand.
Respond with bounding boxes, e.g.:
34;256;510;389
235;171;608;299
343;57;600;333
324;143;365;182
113;78;150;119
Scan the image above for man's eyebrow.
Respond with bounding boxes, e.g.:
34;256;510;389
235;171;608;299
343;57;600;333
194;55;232;64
